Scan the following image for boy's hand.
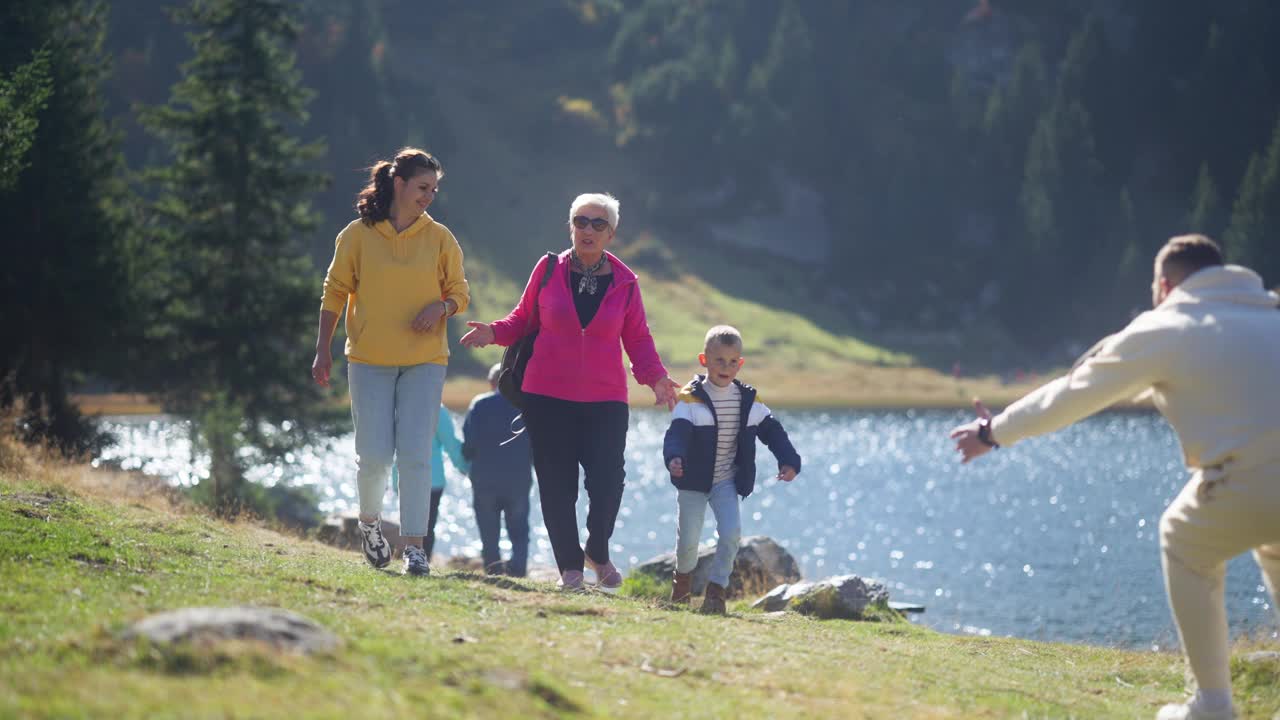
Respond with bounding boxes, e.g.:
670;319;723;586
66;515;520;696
668;457;684;478
777;465;797;482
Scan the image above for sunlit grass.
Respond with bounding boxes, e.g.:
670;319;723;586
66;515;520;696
2;438;1276;719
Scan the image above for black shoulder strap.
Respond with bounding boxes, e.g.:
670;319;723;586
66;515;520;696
530;252;557;328
538;252;557;290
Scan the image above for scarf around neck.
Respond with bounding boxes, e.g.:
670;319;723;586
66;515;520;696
569;250;608;295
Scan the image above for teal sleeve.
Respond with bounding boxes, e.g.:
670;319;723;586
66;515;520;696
437;405;469;475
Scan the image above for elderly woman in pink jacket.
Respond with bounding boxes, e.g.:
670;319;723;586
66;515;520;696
461;193;678;592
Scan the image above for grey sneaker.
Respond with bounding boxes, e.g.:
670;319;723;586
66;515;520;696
358;519;392;569
403;545;430;576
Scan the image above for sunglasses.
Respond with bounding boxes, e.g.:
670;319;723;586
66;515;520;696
572;215;611;232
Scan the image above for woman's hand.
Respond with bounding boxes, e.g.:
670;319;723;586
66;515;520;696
650;376;680;411
459;321;496;348
312;349;332;387
777;465;797;482
411;300;448;333
668;457;684;478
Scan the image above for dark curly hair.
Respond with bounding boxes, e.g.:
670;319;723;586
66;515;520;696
355;148;443;225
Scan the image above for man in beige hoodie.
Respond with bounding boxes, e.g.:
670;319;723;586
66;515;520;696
951;235;1280;720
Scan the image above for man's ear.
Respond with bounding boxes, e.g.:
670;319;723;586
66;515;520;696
698;353;707;367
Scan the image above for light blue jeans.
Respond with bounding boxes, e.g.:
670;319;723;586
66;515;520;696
348;360;446;537
676;480;742;587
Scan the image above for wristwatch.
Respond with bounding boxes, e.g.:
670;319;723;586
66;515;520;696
440;299;452;317
977;417;1000;449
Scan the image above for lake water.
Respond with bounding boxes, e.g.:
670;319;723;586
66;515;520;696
95;409;1277;649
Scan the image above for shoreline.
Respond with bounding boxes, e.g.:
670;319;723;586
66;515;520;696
73;364;1153;416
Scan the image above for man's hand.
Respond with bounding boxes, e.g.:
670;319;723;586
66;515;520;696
777;465;797;482
668;457;684;478
949;399;996;463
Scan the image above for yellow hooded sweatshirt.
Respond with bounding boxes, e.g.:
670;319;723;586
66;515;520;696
321;214;470;367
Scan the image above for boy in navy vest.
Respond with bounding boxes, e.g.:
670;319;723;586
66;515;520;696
662;325;801;613
462;363;534;576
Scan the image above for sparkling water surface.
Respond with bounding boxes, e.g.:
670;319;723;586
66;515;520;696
95;409;1276;648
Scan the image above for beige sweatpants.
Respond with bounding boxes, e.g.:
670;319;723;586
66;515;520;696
1159;457;1280;692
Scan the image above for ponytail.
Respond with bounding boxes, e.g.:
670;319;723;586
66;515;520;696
355;148;443;226
356;161;395;225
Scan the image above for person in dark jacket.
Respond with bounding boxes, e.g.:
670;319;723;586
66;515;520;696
662;326;801;613
462;364;534;576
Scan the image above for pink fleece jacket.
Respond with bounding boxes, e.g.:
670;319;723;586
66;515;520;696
489;250;668;404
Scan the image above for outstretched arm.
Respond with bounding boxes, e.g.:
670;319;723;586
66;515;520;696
949;319;1171;462
461;255;551;348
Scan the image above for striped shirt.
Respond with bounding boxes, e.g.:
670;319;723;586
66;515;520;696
703;381;741;484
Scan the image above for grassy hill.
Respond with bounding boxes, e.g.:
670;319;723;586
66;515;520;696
3;438;1278;719
373;26;1038;406
449;238;1047;410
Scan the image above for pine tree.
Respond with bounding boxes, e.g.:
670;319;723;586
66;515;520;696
980;42;1050;263
1114;186;1144;291
0;2;138;454
1056;14;1124;165
1019;101;1104;259
983;43;1048;178
1223;115;1280;286
137;0;330;515
1186;162;1223;237
744;0;824;184
0;49;51;191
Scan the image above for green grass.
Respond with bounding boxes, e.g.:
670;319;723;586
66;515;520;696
2;461;1277;719
617;572;669;601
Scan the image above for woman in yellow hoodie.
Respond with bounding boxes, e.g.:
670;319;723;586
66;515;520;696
312;147;469;577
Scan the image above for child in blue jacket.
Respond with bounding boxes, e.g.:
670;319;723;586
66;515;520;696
662;325;800;613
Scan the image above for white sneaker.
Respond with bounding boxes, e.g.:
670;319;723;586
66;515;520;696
358;519;392;569
1155;698;1235;720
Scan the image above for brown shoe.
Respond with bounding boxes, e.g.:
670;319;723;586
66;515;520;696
700;581;727;615
670;572;693;604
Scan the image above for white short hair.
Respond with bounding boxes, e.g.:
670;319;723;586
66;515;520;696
569;193;620;230
488;362;503;385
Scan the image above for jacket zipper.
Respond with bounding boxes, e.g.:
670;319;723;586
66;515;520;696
578;272;624;382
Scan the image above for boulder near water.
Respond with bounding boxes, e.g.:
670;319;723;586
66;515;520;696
751;575;891;620
632;536;802;598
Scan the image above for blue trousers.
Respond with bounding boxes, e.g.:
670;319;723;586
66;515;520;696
348;360;446;537
675;480;742;587
473;488;531;576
